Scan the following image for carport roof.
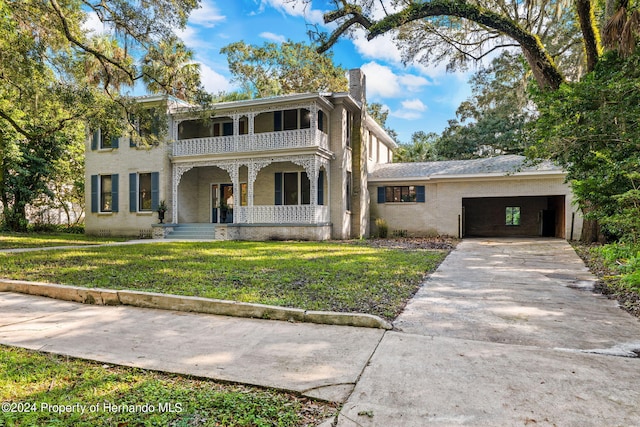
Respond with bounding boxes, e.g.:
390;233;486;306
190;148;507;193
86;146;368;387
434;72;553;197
369;155;564;181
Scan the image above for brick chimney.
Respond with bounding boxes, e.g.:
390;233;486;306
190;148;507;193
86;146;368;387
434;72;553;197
349;69;367;106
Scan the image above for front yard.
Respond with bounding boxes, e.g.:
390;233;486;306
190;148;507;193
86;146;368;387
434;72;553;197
0;238;452;320
0;232;126;250
0;345;337;427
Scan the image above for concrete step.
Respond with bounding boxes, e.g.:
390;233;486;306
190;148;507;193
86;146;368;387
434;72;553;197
165;224;216;240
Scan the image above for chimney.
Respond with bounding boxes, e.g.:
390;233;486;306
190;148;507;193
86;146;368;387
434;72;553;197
349;69;366;106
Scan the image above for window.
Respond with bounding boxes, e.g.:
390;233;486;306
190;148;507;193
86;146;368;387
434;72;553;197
283;172;310;205
129;172;159;213
377;186;425;203
506;206;521;226
91;174;118;213
283;109;298;130
101;175;112;212
138;173;152;211
91;129;119;150
346;111;352;148
274;171;324;206
317;110;325;133
300;108;311;129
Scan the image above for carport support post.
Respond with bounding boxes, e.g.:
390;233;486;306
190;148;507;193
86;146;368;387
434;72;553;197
571;212;575;241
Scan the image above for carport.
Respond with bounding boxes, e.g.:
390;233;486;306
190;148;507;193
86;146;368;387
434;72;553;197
462;195;565;238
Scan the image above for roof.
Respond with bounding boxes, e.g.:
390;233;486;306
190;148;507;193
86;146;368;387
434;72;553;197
369;155;564;181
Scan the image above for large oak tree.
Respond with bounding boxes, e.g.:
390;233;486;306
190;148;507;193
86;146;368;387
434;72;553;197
0;0;207;230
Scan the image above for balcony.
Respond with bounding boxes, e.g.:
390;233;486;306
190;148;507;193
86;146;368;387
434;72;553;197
172;129;329;158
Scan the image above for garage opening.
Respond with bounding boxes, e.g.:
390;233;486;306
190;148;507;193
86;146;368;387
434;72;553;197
462;196;565;238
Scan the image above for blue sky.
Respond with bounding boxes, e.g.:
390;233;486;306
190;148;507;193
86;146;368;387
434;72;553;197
87;0;474;143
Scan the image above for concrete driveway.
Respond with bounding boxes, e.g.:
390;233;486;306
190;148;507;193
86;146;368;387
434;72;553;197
337;238;640;426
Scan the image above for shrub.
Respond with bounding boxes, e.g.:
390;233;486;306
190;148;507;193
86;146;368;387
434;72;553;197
375;218;389;238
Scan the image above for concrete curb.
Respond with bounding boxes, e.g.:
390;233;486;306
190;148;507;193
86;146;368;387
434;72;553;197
0;279;392;330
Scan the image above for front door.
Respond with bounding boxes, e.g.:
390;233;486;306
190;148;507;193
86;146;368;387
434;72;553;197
220;184;233;223
211;184;219;223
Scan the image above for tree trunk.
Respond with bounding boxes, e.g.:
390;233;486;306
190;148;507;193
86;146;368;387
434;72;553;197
575;0;601;73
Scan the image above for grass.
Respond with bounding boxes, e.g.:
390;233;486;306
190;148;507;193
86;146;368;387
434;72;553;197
0;240;448;320
574;241;640;317
0;345;337;427
0;232;127;250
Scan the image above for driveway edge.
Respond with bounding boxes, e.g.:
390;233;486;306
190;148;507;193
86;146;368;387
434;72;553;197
0;279;392;330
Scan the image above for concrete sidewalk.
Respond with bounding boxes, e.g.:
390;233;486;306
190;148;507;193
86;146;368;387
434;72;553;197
0;291;383;403
2;238;640;426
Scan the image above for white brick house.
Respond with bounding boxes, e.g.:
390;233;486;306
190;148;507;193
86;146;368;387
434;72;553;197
85;69;397;240
85;69;583;240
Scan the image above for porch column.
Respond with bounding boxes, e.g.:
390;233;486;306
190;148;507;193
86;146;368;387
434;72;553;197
247;160;271;223
171;164;194;224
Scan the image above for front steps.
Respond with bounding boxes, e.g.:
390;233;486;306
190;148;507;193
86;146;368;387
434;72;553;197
165;223;216;240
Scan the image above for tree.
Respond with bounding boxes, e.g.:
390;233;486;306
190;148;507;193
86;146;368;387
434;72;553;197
367;102;399;143
395;131;439;162
221;40;348;98
529;48;640;242
0;0;206;231
305;0;603;89
436;51;534;159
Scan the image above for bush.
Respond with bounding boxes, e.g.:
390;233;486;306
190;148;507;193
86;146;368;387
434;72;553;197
28;223;85;234
375;218;389;238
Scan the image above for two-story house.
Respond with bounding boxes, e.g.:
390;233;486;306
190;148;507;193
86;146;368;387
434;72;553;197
85;69;397;240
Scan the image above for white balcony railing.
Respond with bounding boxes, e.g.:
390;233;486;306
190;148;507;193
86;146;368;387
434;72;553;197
235;205;329;224
172;129;329;157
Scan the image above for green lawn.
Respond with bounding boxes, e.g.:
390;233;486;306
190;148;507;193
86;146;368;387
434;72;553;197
0;345;336;427
0;233;127;250
0;240;449;320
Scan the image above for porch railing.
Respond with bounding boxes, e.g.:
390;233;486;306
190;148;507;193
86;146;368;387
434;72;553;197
172;129;329;157
235;205;329;224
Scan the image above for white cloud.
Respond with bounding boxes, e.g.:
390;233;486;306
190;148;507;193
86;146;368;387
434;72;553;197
361;62;434;101
399;74;432;90
361;62;402;98
189;0;226;28
82;11;110;34
391;99;428;120
256;0;324;25
352;29;402;63
260;32;287;43
199;63;232;93
401;99;427;112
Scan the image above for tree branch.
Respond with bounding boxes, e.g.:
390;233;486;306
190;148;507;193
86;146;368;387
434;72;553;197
48;0;136;84
320;0;565;89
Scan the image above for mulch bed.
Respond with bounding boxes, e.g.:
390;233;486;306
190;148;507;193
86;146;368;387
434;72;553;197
353;236;457;251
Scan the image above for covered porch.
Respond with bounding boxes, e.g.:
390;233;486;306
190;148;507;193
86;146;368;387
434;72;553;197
169;154;331;239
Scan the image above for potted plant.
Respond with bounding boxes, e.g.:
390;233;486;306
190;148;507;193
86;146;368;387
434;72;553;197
157;200;167;224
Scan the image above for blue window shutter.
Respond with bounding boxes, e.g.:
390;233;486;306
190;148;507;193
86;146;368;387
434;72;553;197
377;187;386;203
129;173;137;212
91;175;98;213
151;172;160;211
111;135;119;149
318;171;324;205
111;174;119;212
274;111;282;131
416;186;425;203
274;172;282;205
91;131;99;150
